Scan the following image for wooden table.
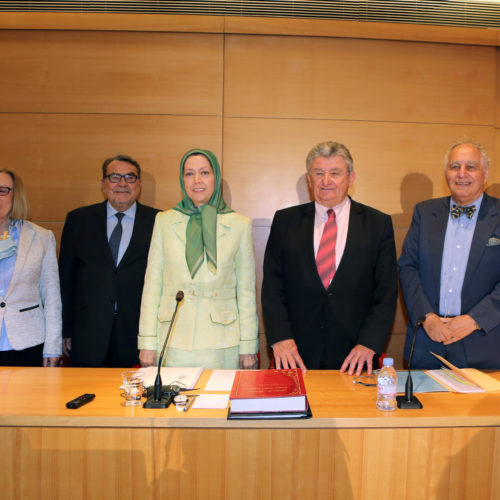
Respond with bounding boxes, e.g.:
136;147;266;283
1;367;499;500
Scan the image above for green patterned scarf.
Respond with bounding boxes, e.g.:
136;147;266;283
173;149;233;278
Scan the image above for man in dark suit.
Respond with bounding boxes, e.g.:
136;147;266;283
59;154;159;367
399;141;500;369
262;141;398;375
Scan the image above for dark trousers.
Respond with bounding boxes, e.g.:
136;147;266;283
70;315;139;368
0;343;44;366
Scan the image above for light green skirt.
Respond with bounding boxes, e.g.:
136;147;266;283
164;346;240;369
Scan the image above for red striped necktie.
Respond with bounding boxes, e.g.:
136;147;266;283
316;209;337;289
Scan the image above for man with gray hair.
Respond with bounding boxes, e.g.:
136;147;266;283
399;140;500;368
262;141;397;374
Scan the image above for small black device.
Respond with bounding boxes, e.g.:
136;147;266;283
144;384;197;399
66;393;95;409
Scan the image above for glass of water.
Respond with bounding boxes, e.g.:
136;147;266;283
121;371;144;406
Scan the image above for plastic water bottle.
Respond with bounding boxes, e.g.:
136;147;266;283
376;357;397;411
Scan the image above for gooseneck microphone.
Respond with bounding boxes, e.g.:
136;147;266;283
396;315;425;410
143;290;184;409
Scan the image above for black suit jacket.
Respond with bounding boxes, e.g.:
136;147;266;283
262;200;398;369
59;201;159;366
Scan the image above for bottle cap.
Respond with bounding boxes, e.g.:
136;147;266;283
382;357;394;366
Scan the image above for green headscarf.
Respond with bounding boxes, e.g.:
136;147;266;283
173;149;233;278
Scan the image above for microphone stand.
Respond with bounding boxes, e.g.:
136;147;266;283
396;316;425;409
143;290;184;409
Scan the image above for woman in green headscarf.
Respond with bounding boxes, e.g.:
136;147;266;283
138;149;258;369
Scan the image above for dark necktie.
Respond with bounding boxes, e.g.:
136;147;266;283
316;209;337;289
109;212;125;265
450;204;476;220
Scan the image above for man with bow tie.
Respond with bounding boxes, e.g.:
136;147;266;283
399;141;500;369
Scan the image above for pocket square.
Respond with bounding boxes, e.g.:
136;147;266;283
486;237;500;247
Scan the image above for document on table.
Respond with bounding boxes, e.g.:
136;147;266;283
204;370;237;391
396;370;448;393
425;368;483;393
192;394;230;409
427;352;500;392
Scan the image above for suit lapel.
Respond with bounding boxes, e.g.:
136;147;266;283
428;198;450;294
171;210;187;244
119;202;142;268
463;194;498;287
96;201;116;268
6;222;35;298
333;200;364;288
299;203;321;288
217;216;230;241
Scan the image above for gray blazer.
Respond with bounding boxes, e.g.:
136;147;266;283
0;221;62;356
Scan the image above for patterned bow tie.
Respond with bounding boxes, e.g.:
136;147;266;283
450;204;476;220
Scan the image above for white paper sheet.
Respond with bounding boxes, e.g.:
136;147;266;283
191;394;230;409
204;369;237;391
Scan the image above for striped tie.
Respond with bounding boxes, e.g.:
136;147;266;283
316;209;337;289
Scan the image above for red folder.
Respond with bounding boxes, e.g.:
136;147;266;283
229;368;307;413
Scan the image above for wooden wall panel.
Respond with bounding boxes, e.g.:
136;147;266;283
1;13;498;47
0;30;223;115
223;16;500;47
224;35;495;125
222;117;494;220
493;128;500;198
0;113;222;220
496;47;500;128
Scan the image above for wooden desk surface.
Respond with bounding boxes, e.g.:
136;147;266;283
1;367;499;429
2;367;500;500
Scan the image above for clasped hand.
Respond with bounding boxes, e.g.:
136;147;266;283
423;313;478;345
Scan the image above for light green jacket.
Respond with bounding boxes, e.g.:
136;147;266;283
138;210;258;355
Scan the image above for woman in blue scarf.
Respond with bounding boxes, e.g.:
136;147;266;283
138;150;258;369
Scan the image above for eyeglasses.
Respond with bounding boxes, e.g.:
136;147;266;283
104;173;139;184
353;371;379;387
0;186;13;196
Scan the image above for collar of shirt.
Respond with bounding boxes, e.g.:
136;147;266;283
8;219;22;246
448;193;483;221
314;196;351;223
106;201;137;221
0;219;22;298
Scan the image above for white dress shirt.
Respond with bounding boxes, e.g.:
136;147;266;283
106;202;137;265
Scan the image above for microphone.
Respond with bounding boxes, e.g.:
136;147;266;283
143;290;184;409
396;315;425;409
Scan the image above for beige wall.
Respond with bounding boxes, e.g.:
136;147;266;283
1;15;499;367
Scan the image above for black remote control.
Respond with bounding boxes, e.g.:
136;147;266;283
66;393;95;409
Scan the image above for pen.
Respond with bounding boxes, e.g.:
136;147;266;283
183;395;197;412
